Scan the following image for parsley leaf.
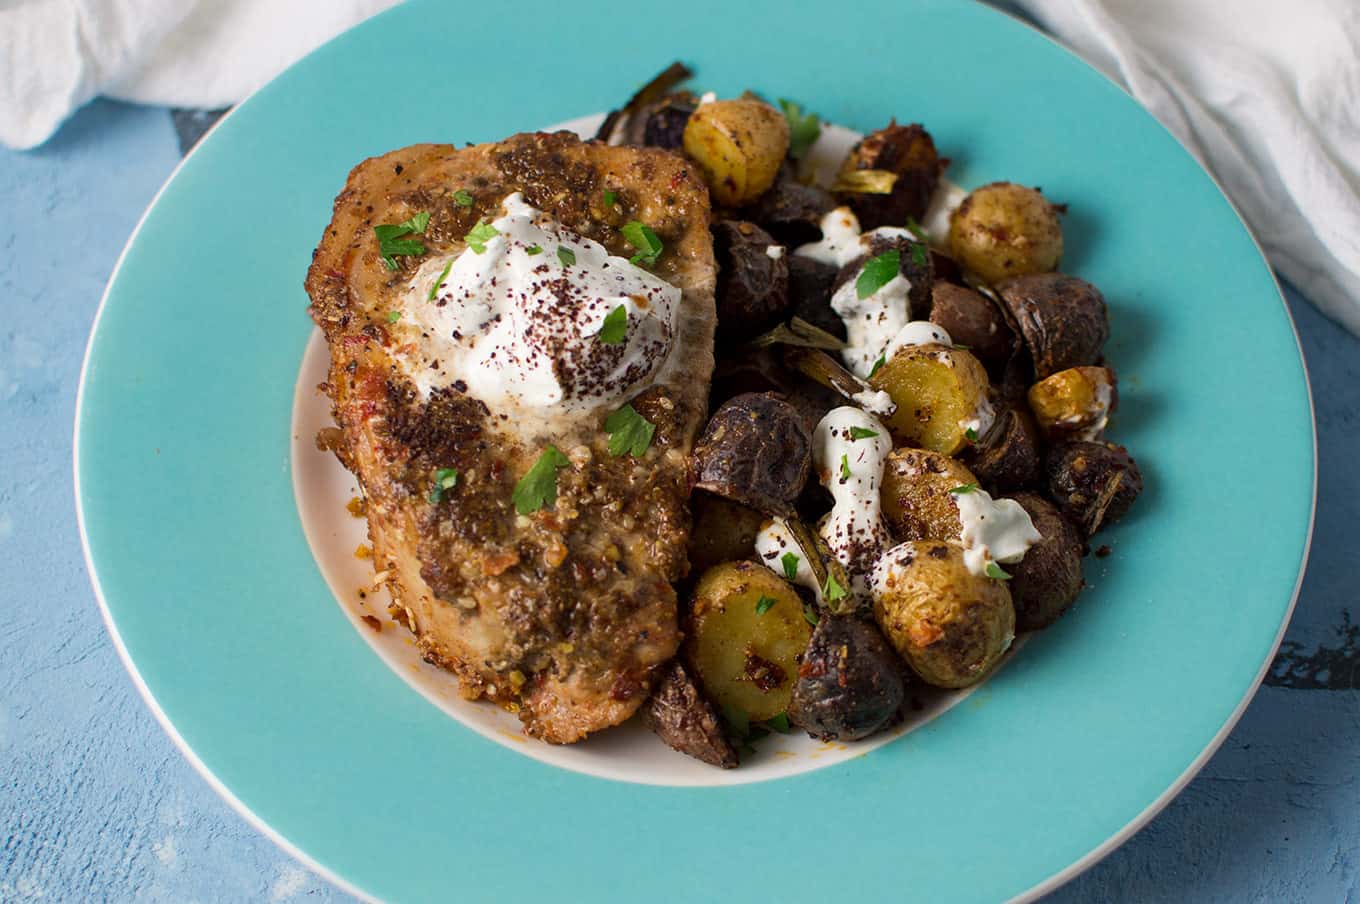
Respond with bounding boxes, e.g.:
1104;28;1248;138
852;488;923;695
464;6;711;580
856;249;900;299
905;216;928;242
840;454;851;481
604;404;655;457
525;245;543;255
373;211;431;269
765;712;792;733
621;221;663;266
824;573;848;603
778;98;821;160
463;220;500;254
386;310;401;323
603;189;618;207
803;604;820;626
965;426;980;443
949;483;979;495
849;426;879;440
985;561;1013;581
512;445;569;514
427;467;459;504
427;259;454;302
452;189;474;207
910;242;929;267
557;246;576;266
597;304;628;344
781;552;800;582
755;595;778;616
869;355;887;379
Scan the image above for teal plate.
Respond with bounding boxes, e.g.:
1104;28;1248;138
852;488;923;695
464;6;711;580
75;1;1314;900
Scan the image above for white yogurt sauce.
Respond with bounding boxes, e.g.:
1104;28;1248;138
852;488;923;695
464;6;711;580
697;91;717;107
391;193;679;417
921;178;968;246
813;406;893;600
881;321;952;362
794;207;864;267
953;487;1042;576
850;388;896;417
1075;380;1114;441
765;244;785;260
754;517;823;604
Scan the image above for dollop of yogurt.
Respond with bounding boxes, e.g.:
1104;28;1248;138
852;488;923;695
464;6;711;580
921;178;968;245
390;193;679;415
754;517;823;604
953;487;1042;576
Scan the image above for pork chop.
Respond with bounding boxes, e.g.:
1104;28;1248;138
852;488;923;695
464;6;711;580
306;132;715;742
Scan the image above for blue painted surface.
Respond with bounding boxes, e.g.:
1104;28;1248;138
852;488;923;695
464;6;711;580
1;95;1356;902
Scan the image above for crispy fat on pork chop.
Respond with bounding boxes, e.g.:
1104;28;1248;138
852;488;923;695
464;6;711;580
306;132;716;743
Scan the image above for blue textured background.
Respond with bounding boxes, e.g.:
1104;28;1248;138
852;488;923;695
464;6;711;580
1;97;1356;902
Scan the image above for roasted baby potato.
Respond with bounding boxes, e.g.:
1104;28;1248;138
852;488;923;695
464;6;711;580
929;282;1015;374
833;122;943;230
744;162;837;247
1028;366;1118;441
713;220;790;340
948;182;1064;285
1046;440;1144;536
693;393;812;516
644;660;738;768
872;541;1015;688
1007;492;1084;631
685;561;814;721
880;448;980;542
787;255;845;340
995;273;1109;380
962;405;1042;494
868;343;993;455
789;615;906;741
688;492;769;577
683;98;790;206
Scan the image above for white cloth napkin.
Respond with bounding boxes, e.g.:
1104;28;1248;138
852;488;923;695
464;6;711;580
3;0;1357;333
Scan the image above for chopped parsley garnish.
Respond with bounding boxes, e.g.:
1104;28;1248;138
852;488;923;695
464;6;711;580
452;189;475;207
621;221;663;266
512;445;569;514
777;98;821;160
374;211;431;269
427;259;454;301
964;426;980;443
780;552;800;581
386;310;401;323
905;216;928;242
604;404;655;457
603;189;618;207
463;219;499;254
722;704;751;739
952;343;971;350
949;483;979;495
755;595;778;616
525;244;544;255
985;561;1013;581
849;426;880;440
840;454;852;481
557;246;576;266
765;712;792;733
856;249;900;299
803;604;820;626
910;242;929;267
824;573;848;603
427;467;459;504
869;355;887;378
597;304;628;344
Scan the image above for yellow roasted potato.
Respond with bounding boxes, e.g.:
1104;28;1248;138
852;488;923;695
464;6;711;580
685;561;812;721
1027;366;1117;441
880;449;980;543
948;182;1063;284
683;99;790;206
868;343;993;455
872;541;1014;688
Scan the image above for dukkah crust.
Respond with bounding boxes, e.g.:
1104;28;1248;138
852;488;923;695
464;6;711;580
306;132;716;742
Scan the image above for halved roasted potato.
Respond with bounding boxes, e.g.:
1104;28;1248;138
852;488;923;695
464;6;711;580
867;343;993;455
685;561;813;721
880;448;980;542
